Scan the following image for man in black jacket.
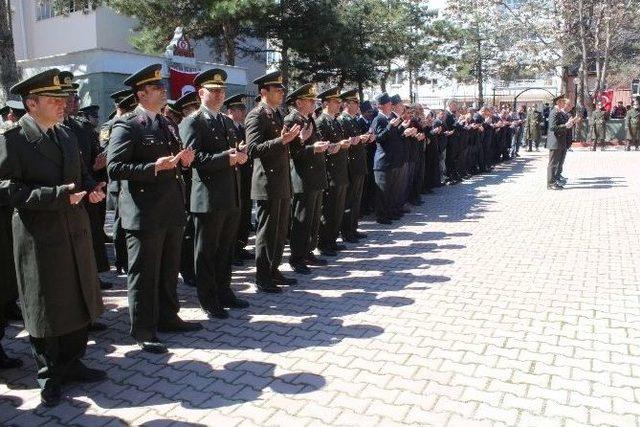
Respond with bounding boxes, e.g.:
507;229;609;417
546;96;575;190
246;71;301;292
107;64;202;354
179;69;250;319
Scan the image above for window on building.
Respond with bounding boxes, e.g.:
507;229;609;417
35;0;95;20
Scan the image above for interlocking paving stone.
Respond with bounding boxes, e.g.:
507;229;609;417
2;149;640;425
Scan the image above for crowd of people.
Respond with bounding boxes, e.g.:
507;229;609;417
0;64;617;407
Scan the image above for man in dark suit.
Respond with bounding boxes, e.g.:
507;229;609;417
107;64;202;354
0;69;107;406
246;71;301;292
337;89;372;242
179;69;250;319
547;96;575;190
315;87;355;256
285;83;328;274
224;94;254;265
357;101;378;215
371;93;403;224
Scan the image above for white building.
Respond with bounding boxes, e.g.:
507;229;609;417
10;0;266;121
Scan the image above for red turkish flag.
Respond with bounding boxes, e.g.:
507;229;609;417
599;90;614;112
169;67;198;100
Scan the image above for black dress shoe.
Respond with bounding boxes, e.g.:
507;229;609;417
157;318;203;332
182;277;197;288
256;283;282;293
376;217;392;225
64;361;107;384
103;233;113;243
204;305;229;319
223;298;250;309
88;322;108;332
0;347;22;369
99;279;113;290
354;231;368;239
547;183;563;190
272;270;297;285
290;262;311;274
342;235;359;243
41;382;62;407
115;266;127;275
319;247;337;257
305;253;328;266
136;339;168;354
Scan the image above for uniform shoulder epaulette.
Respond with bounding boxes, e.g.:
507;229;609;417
120;111;138;121
73;115;92;126
0;122;19;135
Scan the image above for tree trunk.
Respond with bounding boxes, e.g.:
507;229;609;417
476;32;484;107
221;22;236;66
0;0;20;103
357;81;364;101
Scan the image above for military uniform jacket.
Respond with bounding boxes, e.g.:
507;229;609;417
315;112;349;187
371;111;400;171
525;111;542;141
284;109;328;194
625;108;640;139
107;106;187;231
99;118;122;210
0;115;103;337
246;102;291;200
180;107;241;213
337;112;368;177
546;107;568;150
65;116;104;180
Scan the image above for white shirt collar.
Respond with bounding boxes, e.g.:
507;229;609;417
138;104;157;121
202;105;221;120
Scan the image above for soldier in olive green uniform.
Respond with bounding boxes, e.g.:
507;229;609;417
285;83;329;274
524;105;542;152
0;69;107;406
337;89;371;243
179;69;250;319
590;101;609;151
246;71;301;292
315;87;354;256
625;97;640;151
107;64;202;355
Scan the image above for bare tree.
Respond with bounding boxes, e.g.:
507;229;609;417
0;0;20;103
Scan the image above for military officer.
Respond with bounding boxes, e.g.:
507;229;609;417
246;71;301;292
59;71;112;289
174;90;200;288
101;91;136;275
625;97;640;151
524;105;542;152
107;64;202;354
337;89;371;243
590;101;608;151
315;86;355;256
224;93;254;265
284;83;329;274
0;100;26;125
547;96;576;190
179;69;250;318
78;105;100;126
0;69;107;406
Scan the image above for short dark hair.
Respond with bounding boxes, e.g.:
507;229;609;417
23;94;39;112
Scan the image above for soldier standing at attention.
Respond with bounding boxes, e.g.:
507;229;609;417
246;71;301;293
0;69;107;406
590;101;609;151
107;64;202;354
547;96;576;190
315;87;355;256
285;83;329;274
223;94;255;266
337;89;372;243
625;97;640;151
179;69;250;319
524;105;542;152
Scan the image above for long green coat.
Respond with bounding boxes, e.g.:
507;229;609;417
625;108;640;140
524;110;542;143
0;115;103;338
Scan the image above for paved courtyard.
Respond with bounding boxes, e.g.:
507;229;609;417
1;149;640;426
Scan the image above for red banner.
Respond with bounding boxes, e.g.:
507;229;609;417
599;90;614;112
169;67;198;100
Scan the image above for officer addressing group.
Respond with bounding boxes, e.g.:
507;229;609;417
0;69;107;406
107;63;202;355
246;71;301;292
179;68;250;319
